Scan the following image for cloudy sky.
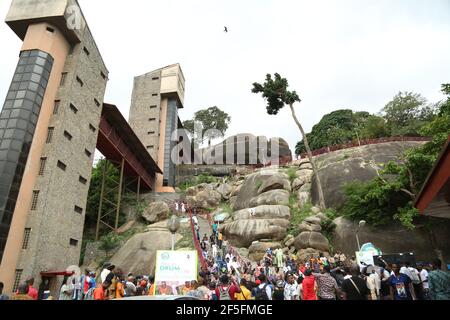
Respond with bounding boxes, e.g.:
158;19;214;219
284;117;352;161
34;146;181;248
1;0;449;151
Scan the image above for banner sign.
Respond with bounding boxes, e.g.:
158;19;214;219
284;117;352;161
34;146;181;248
360;242;382;256
154;250;198;295
356;251;375;266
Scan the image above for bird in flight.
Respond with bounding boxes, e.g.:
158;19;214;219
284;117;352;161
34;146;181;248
224;26;228;33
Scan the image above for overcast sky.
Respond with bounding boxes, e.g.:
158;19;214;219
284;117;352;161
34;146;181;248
1;0;449;151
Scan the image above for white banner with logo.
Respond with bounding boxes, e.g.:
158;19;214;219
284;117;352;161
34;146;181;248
153;250;198;295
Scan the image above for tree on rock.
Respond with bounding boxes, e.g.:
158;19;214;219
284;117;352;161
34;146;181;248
183;106;231;147
252;73;326;210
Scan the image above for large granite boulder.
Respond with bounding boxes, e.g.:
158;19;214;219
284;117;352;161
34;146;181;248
311;141;426;208
187;189;222;209
248;241;283;261
220;205;291;247
249;189;290;207
141;201;170;224
197;134;292;165
233;170;291;211
232;205;291;221
304;216;322;225
298;221;322;233
110;230;182;276
294;231;329;252
257;175;291;194
216;183;233;200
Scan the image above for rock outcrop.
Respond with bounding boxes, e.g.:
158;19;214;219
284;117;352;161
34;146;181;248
248;241;283;261
294;231;329;252
141;201;170;224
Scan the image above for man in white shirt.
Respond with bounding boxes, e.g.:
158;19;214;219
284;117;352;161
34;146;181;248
100;263;114;284
192;214;198;225
284;274;299;300
418;264;429;299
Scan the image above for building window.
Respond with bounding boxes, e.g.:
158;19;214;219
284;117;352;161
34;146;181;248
147;145;154;150
79;176;87;185
63;130;72;141
89;124;96;133
152;77;159;80
46;26;54;33
39;157;47;176
57;160;67;171
60;73;67;86
69;103;78;114
31;191;39;210
85;149;92;158
69;239;78;246
83;47;90;56
94;98;100;107
152;93;158;97
22;228;31;249
100;72;106;80
53;100;60;114
150;105;157;109
13;269;23;293
46;127;54;143
148;131;155;135
76;76;83;87
74;206;83;214
149;118;156;122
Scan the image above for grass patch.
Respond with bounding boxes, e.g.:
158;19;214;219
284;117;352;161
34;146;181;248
218;202;233;214
285;167;298;183
287;195;313;237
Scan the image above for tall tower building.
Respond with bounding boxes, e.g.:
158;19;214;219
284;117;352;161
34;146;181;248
129;64;185;192
0;0;108;294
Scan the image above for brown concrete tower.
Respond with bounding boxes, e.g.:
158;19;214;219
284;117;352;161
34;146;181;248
0;0;108;295
129;64;185;192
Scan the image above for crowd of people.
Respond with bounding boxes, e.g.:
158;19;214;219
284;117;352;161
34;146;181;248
1;211;449;301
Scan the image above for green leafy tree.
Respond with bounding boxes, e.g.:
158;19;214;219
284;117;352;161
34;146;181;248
359;115;390;139
252;73;326;210
183;106;231;147
382;91;436;136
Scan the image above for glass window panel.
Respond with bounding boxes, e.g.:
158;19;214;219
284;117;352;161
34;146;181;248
7;150;19;162
10;109;20;118
21;100;33;111
30;74;40;83
3;129;14;139
35;95;42;105
10;140;22;152
33;65;44;74
38;51;48;59
24;65;34;73
18;82;28;90
21;73;31;82
37;86;45;97
9;82;20;91
30;114;38;124
32;105;40;115
17;119;27;130
0;129;4;138
42;69;50;80
25;91;35;101
12;74;22;82
1;139;12;149
18;58;27;66
7;119;18;128
12;129;25;140
0;120;7;128
16;66;25;73
28;82;38;92
1;110;11;119
16;91;26;99
35;57;45;66
13;100;24;108
27;122;36;134
40;78;48;88
4;100;13;109
21;51;30;58
6;92;16;100
19;110;31;120
29;51;38;57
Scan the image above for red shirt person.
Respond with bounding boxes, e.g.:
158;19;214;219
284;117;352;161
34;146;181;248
215;275;241;300
302;270;317;300
23;277;38;300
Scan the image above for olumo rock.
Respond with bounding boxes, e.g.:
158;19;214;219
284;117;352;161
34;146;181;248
187;189;222;209
232;205;291;221
296;248;321;262
249;189;290;207
304;216;322;225
294;231;329;252
141;201;170;224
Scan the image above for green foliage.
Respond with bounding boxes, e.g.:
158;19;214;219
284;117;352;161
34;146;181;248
340;85;449;229
252;73;300;115
85;159;125;230
182;106;231;146
382;91;436;136
360;115;390;139
285;167;298;183
197;173;218;184
287;195;312;237
295;109;372;154
175;226;195;250
218;202;233;214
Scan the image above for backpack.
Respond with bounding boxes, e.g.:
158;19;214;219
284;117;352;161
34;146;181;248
254;283;270;300
218;286;232;301
84;287;95;300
